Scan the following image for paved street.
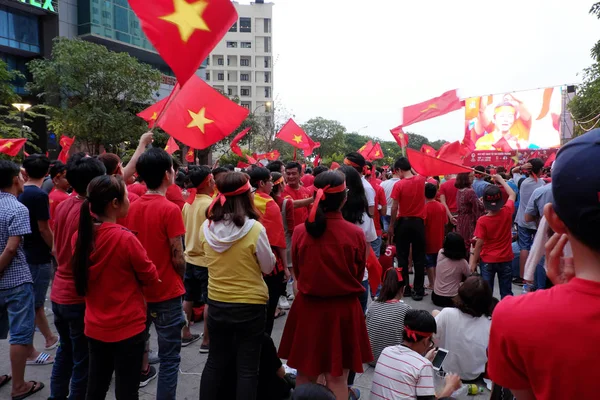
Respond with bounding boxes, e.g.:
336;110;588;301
0;278;522;399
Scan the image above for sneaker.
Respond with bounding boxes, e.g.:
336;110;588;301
287;293;295;301
512;277;526;286
199;344;209;354
139;366;157;388
148;349;160;365
278;296;291;310
182;333;201;347
411;293;424;301
348;387;361;400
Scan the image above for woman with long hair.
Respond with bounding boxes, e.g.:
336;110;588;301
366;268;411;366
455;172;484;254
199;172;276;400
432;232;471;308
278;171;373;400
71;175;159;399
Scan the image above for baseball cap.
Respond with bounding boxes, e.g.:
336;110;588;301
483;185;504;211
552;129;600;249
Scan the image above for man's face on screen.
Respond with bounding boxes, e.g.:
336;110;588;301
494;109;516;133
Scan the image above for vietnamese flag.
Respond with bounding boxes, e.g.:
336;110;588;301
420;144;436;155
493;137;513;153
276;119;320;156
138;96;171;128
58;136;75;163
185;147;195;162
129;0;238;86
401;89;462;127
544;152;556;168
407;148;472;177
358;141;374;158
313;154;321;167
245;154;258;165
436;141;465;165
158;75;249;149
254;191;286;249
237;161;250;169
255;150;280;161
366;143;384;160
390;125;409;148
164;136;179;155
230;127;251;157
0;138;27;157
366;247;382;294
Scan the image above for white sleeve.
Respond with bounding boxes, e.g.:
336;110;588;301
255;225;276;274
434;310;447;347
366;185;376;207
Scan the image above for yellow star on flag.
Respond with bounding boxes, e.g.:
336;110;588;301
359;145;366;152
187;150;193;156
292;135;303;144
425;149;431;154
375;150;380;157
421;103;438;113
187;107;214;134
165;145;170;150
2;142;14;149
150;112;158;120
159;0;211;43
270;152;275;158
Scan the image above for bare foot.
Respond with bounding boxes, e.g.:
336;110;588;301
12;380;44;398
45;336;59;349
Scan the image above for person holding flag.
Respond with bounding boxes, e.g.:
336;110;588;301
283;162;313;227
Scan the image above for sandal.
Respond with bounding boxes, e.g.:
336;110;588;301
0;375;11;389
274;310;287;319
12;381;44;400
44;336;60;351
26;352;53;365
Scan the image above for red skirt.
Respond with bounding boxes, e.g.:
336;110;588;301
278;292;373;377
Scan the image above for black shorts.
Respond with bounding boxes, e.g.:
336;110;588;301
183;262;208;304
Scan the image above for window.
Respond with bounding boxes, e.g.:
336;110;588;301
265;87;271;98
206;72;210;81
217;58;224;66
218;73;224;81
227;41;237;48
264;72;270;83
227;73;230;81
264;57;271;68
241;88;250;96
114;6;129;32
227;58;230;66
0;6;41;54
241;42;252;49
206;58;209;65
264;18;271;33
229;21;237;32
240;17;251;32
241;74;249;81
228;88;232;96
241;102;251;110
240;59;250;67
264;37;271;53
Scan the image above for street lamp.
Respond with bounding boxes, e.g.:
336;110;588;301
12;103;31;157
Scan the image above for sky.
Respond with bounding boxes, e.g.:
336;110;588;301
241;0;599;143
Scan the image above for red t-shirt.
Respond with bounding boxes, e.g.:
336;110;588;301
74;223;159;342
51;196;85;305
379;245;396;277
283;185;312;227
488;278;600;399
391;175;426;219
166;184;186;210
473;199;515;263
439;178;458;213
127;183;147;197
301;174;314;188
424;201;447;254
117;191;140;226
124;194;186;303
49;189;70;230
373;184;386;236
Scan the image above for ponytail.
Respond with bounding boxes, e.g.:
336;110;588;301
304;171;346;238
305;205;327;238
73;199;94;296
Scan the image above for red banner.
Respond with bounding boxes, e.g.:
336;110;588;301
462;148;558;167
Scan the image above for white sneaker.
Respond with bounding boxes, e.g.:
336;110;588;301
278;296;291;310
287;293;295;301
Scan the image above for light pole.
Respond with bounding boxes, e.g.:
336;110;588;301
249;101;273;152
12;103;31;157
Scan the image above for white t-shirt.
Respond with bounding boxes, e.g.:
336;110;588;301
371;345;435;400
361;176;376;207
356;212;376;281
434;307;491;380
381;177;400;216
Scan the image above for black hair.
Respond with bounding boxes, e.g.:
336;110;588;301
0;160;21;189
425;183;437;200
49;161;67;179
305;167;313;175
66;152;107;195
443;232;466;260
175;170;187;189
266;160;284;173
222;164;235;171
23;154;51;179
97;153;121;175
454;276;493;318
172;157;181;173
72;175;126;296
313;165;328;177
212;166;229;179
305;171;346;238
455;172;472;189
339;165;369;224
474;165;486;174
189;166;212;188
403;310;437;342
136;148;173;190
248;166;271;189
344;152;366;174
394;156;411;172
292;383;336;400
376;268;406;303
208;172;260;227
528;158;544;174
285;161;302;173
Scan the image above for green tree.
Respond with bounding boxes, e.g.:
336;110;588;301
27;38;161;154
301;117;347;157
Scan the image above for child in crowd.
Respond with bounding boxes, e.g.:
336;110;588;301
432;232;471;308
366;268;410;366
424;182;448;289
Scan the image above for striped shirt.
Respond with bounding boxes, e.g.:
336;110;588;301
0;192;33;290
371;345;435;400
366;300;411;365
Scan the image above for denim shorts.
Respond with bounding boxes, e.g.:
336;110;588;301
0;283;35;345
28;262;52;308
183;263;208;303
425;253;438;268
517;226;537;251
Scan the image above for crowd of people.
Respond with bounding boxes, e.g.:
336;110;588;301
0;128;599;400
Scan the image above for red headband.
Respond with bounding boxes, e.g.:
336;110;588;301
273;176;284;186
208;181;251;216
404;326;433;341
197;173;213;189
344;158;361;168
307;182;347;223
391;268;403;282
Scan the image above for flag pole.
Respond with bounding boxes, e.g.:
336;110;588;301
150;84;182;134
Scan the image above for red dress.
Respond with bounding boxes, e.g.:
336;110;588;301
456;188;484;253
278;212;373;377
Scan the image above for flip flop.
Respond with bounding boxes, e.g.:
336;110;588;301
274;310;287;319
12;381;44;400
44;336;60;351
0;375;11;389
26;352;53;365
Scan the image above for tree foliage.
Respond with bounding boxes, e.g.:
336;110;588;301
26;38;161;153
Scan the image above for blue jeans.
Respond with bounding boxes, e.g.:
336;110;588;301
534;256;547;291
370;237;382;258
358;279;369;314
511;242;520;279
0;283;35;345
146;296;186;400
382;215;391;232
28;262;52;309
50;302;88;400
481;262;513;299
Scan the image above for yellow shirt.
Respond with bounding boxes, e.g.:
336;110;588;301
182;194;213;266
199;222;269;304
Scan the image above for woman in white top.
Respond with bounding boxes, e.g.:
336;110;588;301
433;276;495;381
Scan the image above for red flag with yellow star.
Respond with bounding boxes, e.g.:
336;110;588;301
138;96;171;128
401;89;462;127
129;0;238;85
390;125;409;148
0;138;27;157
255;150;280;161
230;127;251;157
358;141;374;158
407;148;472;177
275;119;320;156
366;143;384;161
185;147;195;162
420;144;435;155
157;75;249;149
58;136;75;163
164;136;180;155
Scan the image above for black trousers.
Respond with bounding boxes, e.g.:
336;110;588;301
86;331;146;400
200;300;266;400
395;217;426;296
264;272;284;336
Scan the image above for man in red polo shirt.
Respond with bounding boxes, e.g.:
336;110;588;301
439;174;458;232
283;162;313;227
387;157;426;300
